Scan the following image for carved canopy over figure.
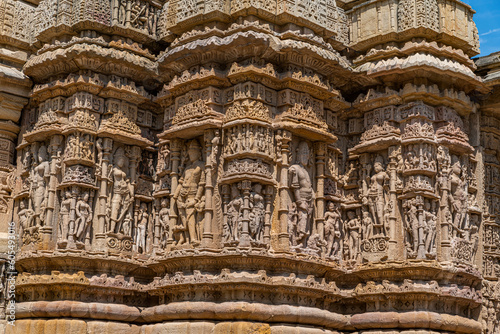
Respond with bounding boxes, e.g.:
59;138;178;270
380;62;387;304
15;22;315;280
172;139;206;246
107;147;134;234
289;141;315;248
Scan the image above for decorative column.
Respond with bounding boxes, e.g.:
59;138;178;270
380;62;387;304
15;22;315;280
416;195;426;259
439;163;452;262
239;180;252;248
314;142;326;241
95;138;113;251
153;197;160;247
66;186;78;249
202;129;216;247
167;139;182;249
264;185;273;245
388;145;400;259
277;130;292;251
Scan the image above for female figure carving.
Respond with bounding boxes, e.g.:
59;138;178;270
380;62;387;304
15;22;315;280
135;203;148;253
346;211;361;260
75;192;93;244
58;191;72;241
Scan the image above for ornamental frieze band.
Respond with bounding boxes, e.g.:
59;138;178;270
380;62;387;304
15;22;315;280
0;0;499;333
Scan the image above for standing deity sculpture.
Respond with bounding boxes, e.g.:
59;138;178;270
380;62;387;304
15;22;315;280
366;156;390;237
30;145;50;226
404;198;419;258
158;144;170;172
211;130;220;162
324;202;341;259
135;202;148;253
362;211;374;240
158;198;170;247
225;183;243;243
58;191;72;242
424;200;437;256
18;200;34;239
107;148;134;233
75;192;93;245
449;160;468;237
249;183;265;243
289;141;315;248
172;139;206;246
346;210;361;261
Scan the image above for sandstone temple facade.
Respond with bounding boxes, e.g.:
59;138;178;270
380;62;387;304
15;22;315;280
0;0;499;333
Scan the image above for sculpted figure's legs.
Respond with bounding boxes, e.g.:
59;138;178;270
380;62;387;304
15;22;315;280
110;195;122;233
186;205;197;244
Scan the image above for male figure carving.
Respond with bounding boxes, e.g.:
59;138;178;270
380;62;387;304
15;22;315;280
289;141;315;247
173;139;205;245
108;148;134;233
31;145;50;226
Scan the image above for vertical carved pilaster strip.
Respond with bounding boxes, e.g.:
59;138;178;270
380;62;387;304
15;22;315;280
202;129;215;247
314;142;326;242
153;197;160;248
129;146;141;249
388;145;400;260
112;0;119;24
439;161;451;262
95;138;113;251
67;187;78;249
221;184;230;246
167;139;182;249
239;180;252;248
416;195;426;259
125;0;132;27
264;185;273;245
277;130;292;251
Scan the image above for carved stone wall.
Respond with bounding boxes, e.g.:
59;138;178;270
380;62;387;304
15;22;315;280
0;0;499;333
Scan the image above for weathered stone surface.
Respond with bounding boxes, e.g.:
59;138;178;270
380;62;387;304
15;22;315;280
0;0;498;333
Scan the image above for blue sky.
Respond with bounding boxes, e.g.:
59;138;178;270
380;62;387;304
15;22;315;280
461;0;500;57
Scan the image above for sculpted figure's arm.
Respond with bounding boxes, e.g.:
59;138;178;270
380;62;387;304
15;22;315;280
75;201;82;218
289;166;300;202
173;176;184;200
89;202;94;219
195;165;206;204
